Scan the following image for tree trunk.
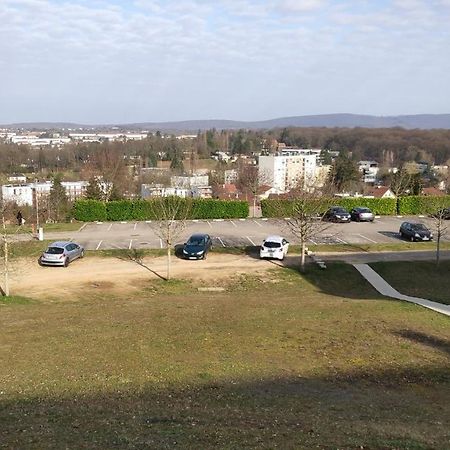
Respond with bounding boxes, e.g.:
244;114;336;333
300;239;306;272
166;245;171;280
436;232;441;267
4;237;9;297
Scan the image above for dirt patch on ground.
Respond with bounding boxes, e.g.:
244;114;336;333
11;253;280;300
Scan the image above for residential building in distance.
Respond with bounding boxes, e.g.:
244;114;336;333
7;174;27;183
365;186;396;198
258;148;318;192
1;181;88;206
141;184;189;198
170;175;209;188
358;161;379;183
224;169;238;184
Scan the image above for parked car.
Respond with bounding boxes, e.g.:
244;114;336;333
260;235;289;261
399;222;433;242
182;233;212;259
350;207;375;222
323;206;351;223
39;241;84;267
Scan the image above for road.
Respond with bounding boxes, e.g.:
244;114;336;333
34;215;448;251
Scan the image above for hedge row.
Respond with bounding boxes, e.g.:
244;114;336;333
73;198;249;221
397;195;450;215
261;197;397;217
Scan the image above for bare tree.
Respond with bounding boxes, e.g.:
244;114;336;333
147;196;192;280
426;199;449;267
237;162;271;217
268;181;335;272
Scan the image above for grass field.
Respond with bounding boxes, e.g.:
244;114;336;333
371;260;450;305
0;263;449;448
3;222;83;235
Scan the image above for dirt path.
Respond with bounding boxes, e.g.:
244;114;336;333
11;254;277;299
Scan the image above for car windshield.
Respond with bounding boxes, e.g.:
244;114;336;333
358;208;371;213
334;208;347;213
46;247;64;254
411;224;428;231
264;241;281;248
187;237;204;245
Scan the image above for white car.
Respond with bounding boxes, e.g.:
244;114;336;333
260;235;289;261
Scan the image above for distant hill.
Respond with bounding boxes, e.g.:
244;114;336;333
4;113;450;131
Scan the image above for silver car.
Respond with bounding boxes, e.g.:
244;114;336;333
39;241;84;267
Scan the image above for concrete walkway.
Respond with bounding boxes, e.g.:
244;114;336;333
353;263;450;317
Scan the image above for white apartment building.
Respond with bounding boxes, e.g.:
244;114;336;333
141;184;189;198
258;151;317;192
170;175;209;188
224;169;238;184
69;133;148;142
1;181;88;206
358;161;379;183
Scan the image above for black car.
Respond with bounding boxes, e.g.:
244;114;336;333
182;233;213;259
399;222;433;242
323;206;351;223
350;207;374;222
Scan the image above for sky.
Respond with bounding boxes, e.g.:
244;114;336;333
1;0;450;124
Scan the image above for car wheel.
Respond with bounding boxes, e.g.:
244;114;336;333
38;257;43;266
202;252;207;260
410;236;415;242
64;257;70;267
80;250;85;258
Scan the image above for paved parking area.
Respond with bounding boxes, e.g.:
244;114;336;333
41;216;448;250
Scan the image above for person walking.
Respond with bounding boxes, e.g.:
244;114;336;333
16;210;23;226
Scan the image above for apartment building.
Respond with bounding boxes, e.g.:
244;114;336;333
258;149;317;192
1;181;88;206
358;161;379;183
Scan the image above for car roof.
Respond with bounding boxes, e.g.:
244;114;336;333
264;235;285;243
188;233;209;239
49;241;72;247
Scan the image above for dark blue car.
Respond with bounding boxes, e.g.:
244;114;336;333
182;233;213;259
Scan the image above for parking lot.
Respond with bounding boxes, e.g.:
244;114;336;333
41;215;447;250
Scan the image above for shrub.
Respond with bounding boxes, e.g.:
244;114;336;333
261;197;397;217
397;195;450;215
73;198;249;221
73;200;107;222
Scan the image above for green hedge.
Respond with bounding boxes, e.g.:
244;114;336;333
73;200;107;222
333;198;397;215
261;197;397;217
397;195;450;215
73;198;249;221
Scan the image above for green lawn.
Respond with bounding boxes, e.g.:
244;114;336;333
0;263;449;448
4;222;83;235
371;260;450;305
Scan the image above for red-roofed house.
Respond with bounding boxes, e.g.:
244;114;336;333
422;187;445;197
365;186;396;198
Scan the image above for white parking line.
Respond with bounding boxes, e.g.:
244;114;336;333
206;220;212;228
358;234;378;244
107;223;113;231
246;236;256;246
160;238;163;248
230;220;237;227
120;221;127;224
96;240;102;250
239;218;246;221
134;222;137;230
96;221;103;225
253;220;262;227
145;220;152;223
335;237;348;244
217;237;226;247
213;219;224;222
129;239;133;249
78;223;87;232
261;218;268;221
308;238;318;245
192;219;199;223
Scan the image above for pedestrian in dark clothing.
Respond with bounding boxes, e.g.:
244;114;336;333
17;211;23;226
